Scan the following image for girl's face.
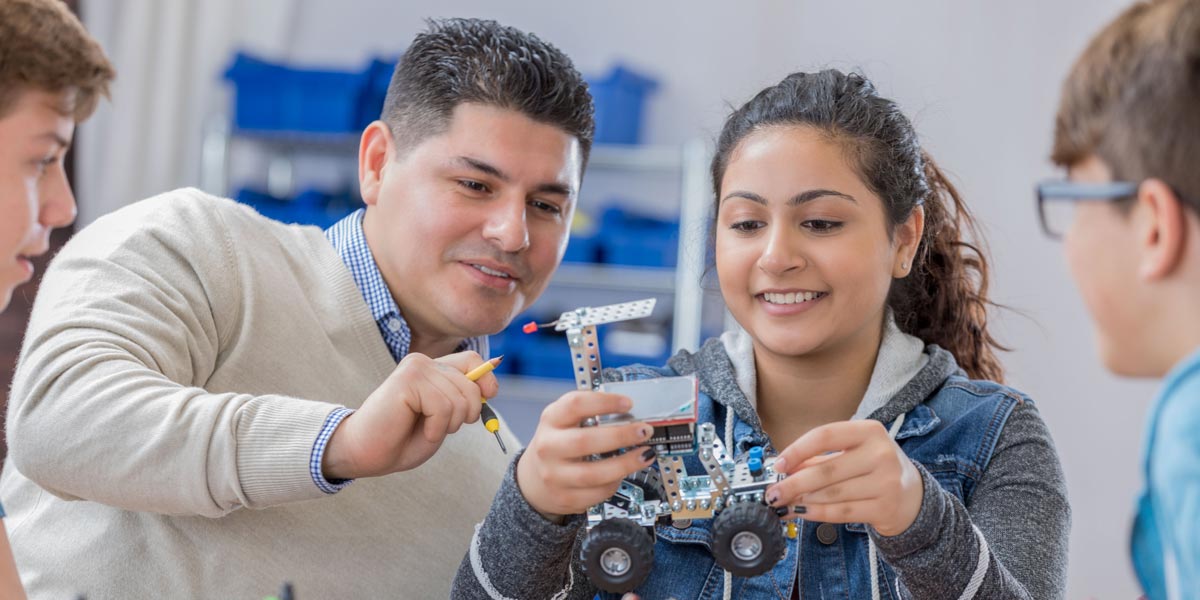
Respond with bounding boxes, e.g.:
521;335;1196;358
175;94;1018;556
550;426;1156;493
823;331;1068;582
716;125;920;362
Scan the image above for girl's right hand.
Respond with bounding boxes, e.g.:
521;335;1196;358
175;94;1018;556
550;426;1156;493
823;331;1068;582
515;391;657;520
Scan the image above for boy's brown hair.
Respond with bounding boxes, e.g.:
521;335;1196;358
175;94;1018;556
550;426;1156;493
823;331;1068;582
0;0;115;121
1052;0;1200;214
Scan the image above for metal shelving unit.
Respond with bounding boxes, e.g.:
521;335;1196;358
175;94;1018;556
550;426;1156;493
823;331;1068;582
200;120;714;441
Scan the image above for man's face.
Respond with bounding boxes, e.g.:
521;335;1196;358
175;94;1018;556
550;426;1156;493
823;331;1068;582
1062;155;1148;375
361;103;582;343
0;89;78;311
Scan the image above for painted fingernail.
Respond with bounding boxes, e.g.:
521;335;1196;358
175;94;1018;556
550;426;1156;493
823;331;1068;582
641;447;657;461
794;505;807;514
640;425;654;439
766;493;779;505
774;507;789;517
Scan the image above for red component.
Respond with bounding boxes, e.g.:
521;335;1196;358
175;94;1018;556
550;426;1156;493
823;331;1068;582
522;321;538;334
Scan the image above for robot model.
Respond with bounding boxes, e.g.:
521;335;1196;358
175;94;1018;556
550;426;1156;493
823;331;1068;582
534;299;790;593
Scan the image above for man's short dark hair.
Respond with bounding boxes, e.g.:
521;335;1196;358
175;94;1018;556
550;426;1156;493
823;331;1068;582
382;18;594;165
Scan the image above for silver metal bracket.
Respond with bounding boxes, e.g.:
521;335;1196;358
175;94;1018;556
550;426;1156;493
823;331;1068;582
561;299;656;391
697;422;732;495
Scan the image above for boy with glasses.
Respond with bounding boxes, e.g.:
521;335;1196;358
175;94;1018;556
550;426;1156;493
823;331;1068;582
1042;0;1200;597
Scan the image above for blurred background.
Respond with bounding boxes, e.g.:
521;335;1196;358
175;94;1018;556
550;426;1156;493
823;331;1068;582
1;0;1155;597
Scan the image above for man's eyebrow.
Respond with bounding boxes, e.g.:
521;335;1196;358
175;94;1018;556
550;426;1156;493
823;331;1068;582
531;182;573;197
453;156;509;181
453;156;574;196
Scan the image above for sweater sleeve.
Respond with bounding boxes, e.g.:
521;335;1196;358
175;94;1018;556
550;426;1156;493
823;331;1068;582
870;400;1071;600
5;191;343;517
452;450;596;600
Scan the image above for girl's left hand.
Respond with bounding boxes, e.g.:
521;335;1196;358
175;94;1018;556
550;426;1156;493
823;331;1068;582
765;420;924;537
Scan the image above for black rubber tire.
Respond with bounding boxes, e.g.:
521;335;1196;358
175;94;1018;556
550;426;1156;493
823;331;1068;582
710;502;786;577
624;467;666;501
580;519;655;593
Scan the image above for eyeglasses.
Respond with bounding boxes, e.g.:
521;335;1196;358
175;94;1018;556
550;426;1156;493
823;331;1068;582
1035;180;1139;240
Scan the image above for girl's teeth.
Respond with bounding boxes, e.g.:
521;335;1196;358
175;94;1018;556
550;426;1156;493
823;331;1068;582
763;292;824;305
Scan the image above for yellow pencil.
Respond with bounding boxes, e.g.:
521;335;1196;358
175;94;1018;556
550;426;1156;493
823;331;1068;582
465;356;506;454
465;356;503;382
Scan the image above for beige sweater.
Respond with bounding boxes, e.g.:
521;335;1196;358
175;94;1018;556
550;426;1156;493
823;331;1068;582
0;188;517;599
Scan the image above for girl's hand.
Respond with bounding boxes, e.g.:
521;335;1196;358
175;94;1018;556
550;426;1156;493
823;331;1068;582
765;420;924;536
516;391;656;520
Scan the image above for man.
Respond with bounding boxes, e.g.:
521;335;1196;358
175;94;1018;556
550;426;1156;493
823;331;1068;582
0;1;115;598
1041;0;1200;597
0;17;593;598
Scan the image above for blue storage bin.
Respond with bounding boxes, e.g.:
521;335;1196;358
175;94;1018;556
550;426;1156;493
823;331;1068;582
587;64;659;145
517;333;574;379
235;187;359;229
562;232;600;264
598;206;679;268
487;330;521;375
357;57;399;129
224;52;372;133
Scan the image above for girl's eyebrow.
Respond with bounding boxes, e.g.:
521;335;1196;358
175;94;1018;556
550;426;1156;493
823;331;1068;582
720;188;857;206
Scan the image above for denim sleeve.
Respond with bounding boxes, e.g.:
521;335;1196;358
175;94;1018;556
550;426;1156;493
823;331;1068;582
452;449;596;600
1153;373;1200;595
871;400;1070;599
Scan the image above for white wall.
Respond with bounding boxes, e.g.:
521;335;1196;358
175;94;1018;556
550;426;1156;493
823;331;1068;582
83;1;1158;596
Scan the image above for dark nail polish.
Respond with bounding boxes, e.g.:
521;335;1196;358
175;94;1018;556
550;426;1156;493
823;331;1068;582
766;493;778;505
794;505;807;514
774;507;789;517
641;448;657;461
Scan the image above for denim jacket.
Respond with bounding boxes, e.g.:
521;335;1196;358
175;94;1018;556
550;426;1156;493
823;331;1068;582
454;336;1070;600
598;342;1024;600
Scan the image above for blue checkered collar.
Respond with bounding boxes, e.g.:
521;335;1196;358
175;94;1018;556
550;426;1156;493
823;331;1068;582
325;209;484;361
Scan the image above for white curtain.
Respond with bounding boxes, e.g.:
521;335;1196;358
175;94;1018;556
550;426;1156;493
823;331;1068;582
77;0;299;226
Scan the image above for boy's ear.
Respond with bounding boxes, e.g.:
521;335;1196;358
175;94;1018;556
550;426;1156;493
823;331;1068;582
1136;178;1188;281
358;121;394;207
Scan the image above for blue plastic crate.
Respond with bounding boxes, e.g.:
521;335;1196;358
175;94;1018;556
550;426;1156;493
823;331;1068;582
562;232;601;263
235;187;359;229
517;334;575;379
587;64;659;145
357;57;398;129
225;52;372;133
598;206;679;268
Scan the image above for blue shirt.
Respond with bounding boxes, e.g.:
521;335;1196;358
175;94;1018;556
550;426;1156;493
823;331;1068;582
308;209;485;493
1133;345;1200;600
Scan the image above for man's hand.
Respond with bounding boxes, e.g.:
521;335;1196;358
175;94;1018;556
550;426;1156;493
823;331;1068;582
516;391;656;520
322;351;497;480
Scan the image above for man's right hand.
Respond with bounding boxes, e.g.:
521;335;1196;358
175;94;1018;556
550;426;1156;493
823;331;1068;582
322;351;497;480
516;391;657;520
